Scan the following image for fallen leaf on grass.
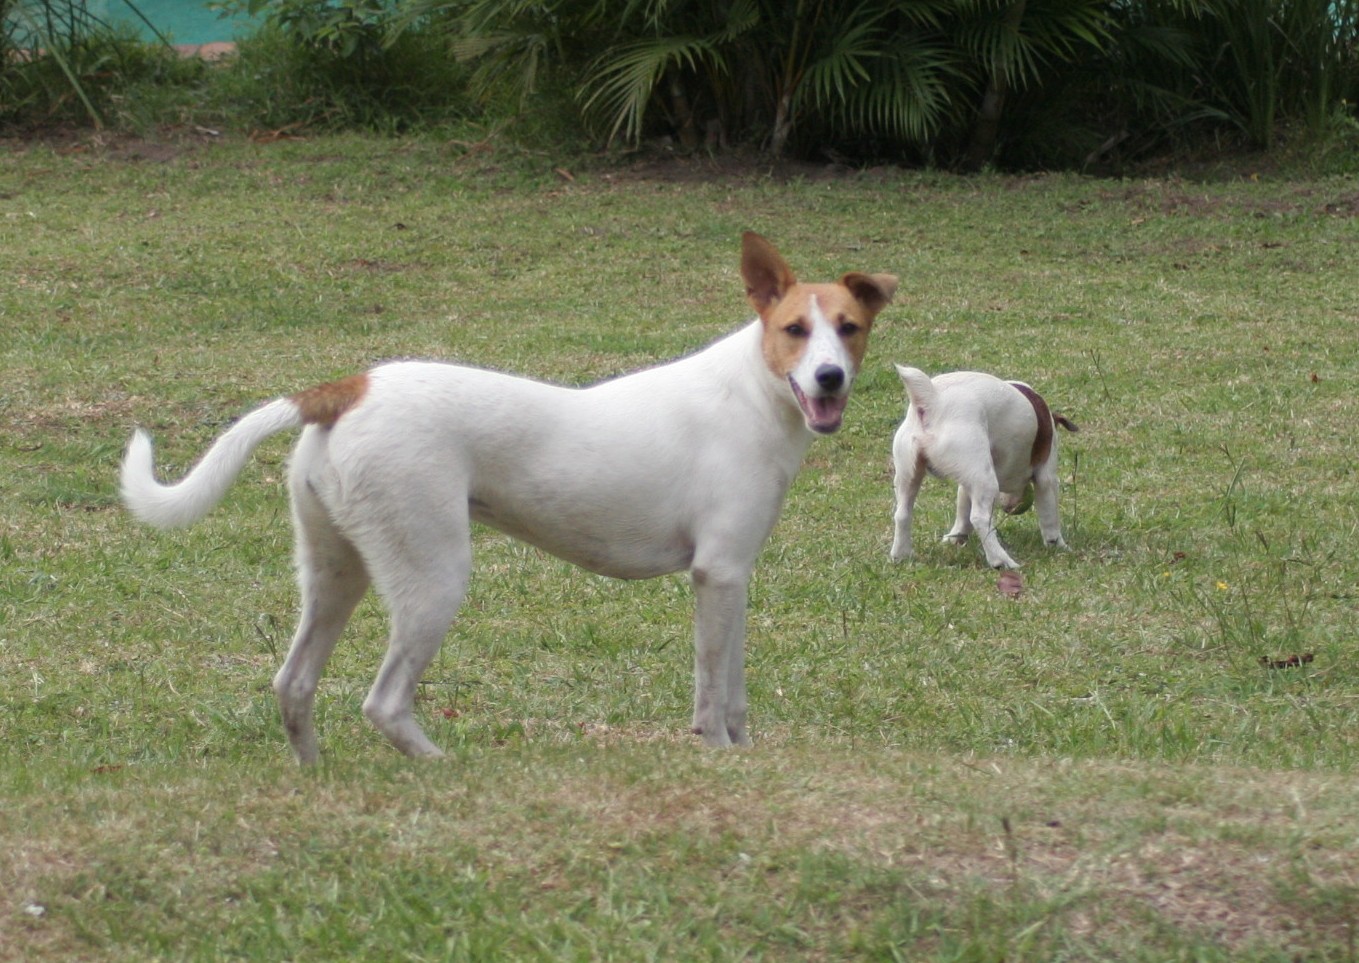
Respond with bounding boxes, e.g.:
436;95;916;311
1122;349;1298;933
997;571;1024;599
1258;653;1315;670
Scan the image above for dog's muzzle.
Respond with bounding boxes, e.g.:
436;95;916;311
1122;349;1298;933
789;368;849;434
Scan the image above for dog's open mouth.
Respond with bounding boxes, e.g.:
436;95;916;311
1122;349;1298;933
789;378;847;434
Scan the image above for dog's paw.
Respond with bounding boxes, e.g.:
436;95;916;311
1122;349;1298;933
941;533;969;546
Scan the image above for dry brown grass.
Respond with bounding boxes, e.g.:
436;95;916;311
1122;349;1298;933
5;747;1355;960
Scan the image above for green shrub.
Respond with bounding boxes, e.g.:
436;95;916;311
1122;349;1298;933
391;0;1359;170
206;21;473;132
207;0;475;132
1;2;204;129
1;0;476;134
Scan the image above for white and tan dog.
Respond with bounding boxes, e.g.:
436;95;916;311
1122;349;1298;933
121;233;896;764
889;366;1077;570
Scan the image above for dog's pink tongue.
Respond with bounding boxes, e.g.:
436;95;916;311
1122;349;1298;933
804;394;847;434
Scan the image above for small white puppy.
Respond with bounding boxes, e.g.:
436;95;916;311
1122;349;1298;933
890;366;1078;569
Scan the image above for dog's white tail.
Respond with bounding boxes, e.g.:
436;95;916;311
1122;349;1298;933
894;364;938;415
120;398;303;529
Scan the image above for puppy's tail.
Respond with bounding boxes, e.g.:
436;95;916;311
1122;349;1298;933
894;364;938;416
1054;413;1079;433
120;398;303;529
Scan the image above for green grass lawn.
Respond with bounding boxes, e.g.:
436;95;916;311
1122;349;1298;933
2;133;1358;960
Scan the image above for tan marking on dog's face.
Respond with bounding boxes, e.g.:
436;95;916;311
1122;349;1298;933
739;232;897;432
292;373;369;428
758;282;881;378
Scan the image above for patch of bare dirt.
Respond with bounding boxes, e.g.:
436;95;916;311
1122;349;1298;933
586;146;901;186
1095;179;1359;220
0;127;228;163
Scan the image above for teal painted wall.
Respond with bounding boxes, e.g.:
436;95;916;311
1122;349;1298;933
91;1;260;46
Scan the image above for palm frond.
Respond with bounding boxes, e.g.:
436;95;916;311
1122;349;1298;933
837;36;969;142
798;10;884;111
578;35;719;145
958;0;1112;91
715;0;761;42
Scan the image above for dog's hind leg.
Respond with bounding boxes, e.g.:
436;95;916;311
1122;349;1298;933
274;482;371;765
360;513;473;759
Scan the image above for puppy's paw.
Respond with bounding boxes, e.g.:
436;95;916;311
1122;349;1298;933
941;533;969;546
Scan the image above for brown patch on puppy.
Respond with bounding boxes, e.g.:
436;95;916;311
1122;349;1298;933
1008;382;1079;468
1009;382;1055;468
292;373;369;428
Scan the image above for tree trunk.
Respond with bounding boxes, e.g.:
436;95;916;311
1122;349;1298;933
669;76;700;151
770;90;794;156
962;0;1027;172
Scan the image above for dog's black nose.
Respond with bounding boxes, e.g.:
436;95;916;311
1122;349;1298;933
815;364;845;393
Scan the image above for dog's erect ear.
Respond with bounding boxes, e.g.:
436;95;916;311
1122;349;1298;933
741;232;798;317
840;272;899;317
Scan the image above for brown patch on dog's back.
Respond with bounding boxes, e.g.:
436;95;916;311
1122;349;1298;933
292;373;369;428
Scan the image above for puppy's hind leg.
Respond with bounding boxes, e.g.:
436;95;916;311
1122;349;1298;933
1032;463;1067;550
954;465;1019;569
890;444;926;562
942;485;974;546
274;484;371;765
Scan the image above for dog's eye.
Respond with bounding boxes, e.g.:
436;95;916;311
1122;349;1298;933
784;322;808;337
839;321;860;336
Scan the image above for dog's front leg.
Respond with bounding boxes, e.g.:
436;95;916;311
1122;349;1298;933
690;567;751;747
